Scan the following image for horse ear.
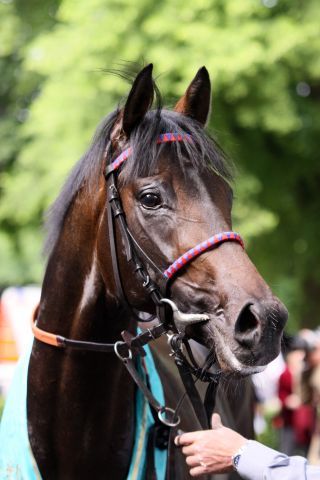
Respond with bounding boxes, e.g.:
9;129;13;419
122;63;154;137
174;66;211;126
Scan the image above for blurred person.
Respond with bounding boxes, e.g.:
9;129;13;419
300;330;320;465
175;413;320;479
251;353;285;436
277;336;306;455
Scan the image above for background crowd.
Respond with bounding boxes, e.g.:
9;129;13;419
252;329;320;466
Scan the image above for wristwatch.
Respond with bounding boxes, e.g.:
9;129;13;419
231;441;250;471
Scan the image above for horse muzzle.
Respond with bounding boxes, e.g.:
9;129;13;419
206;298;288;373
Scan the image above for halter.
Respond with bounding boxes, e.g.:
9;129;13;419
106;132;244;284
32;132;244;439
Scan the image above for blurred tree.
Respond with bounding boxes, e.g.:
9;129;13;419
0;0;60;284
0;0;319;329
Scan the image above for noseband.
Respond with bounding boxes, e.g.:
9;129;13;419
32;132;244;437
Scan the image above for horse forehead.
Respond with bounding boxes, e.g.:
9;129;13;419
172;168;232;205
119;158;232;213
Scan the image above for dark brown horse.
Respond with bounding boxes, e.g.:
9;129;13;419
27;64;287;479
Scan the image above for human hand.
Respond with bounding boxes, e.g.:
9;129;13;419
174;413;247;477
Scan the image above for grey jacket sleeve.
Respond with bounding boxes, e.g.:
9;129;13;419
237;440;320;480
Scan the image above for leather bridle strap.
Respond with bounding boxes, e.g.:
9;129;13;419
31;309;167;358
106;171;166;323
107;179;169;315
107;174;160;324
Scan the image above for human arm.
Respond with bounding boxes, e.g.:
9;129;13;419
175;413;320;479
237;440;320;480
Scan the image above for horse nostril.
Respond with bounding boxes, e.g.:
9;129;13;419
234;303;260;349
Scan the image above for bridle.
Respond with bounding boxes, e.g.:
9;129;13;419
32;132;244;476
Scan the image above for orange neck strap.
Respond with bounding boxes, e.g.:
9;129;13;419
31;306;61;347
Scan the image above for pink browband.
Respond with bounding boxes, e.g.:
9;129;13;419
107;133;192;174
109;133;244;280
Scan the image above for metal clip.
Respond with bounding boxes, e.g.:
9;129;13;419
108;184;119;202
114;341;132;361
160;298;209;334
158;407;180;427
167;332;184;354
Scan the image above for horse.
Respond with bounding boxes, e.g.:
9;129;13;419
0;64;287;480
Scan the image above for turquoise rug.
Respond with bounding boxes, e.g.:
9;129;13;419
0;341;167;480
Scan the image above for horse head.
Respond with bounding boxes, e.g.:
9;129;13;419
96;64;287;375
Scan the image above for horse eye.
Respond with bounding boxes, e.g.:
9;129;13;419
140;192;162;209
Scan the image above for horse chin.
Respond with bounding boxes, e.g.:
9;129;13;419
187;322;267;377
216;348;267;377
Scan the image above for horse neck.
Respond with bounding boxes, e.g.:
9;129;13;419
37;182;132;335
27;187;136;479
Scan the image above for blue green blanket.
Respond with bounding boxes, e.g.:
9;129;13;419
0;342;166;480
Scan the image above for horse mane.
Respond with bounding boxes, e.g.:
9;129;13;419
44;109;118;256
44;83;234;257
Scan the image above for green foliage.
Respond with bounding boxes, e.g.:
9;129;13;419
0;0;60;284
1;0;320;329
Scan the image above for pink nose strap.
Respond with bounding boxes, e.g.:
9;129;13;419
163;232;244;279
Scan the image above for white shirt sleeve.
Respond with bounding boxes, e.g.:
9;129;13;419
237;440;320;480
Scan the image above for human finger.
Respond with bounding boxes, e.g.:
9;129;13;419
182;444;197;456
211;413;222;429
175;432;202;446
189;465;208;477
185;455;202;467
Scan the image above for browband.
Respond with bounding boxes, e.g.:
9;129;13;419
105;132;192;176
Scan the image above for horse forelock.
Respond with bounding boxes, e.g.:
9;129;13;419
119;109;234;185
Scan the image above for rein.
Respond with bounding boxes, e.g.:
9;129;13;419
32;132;245;476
